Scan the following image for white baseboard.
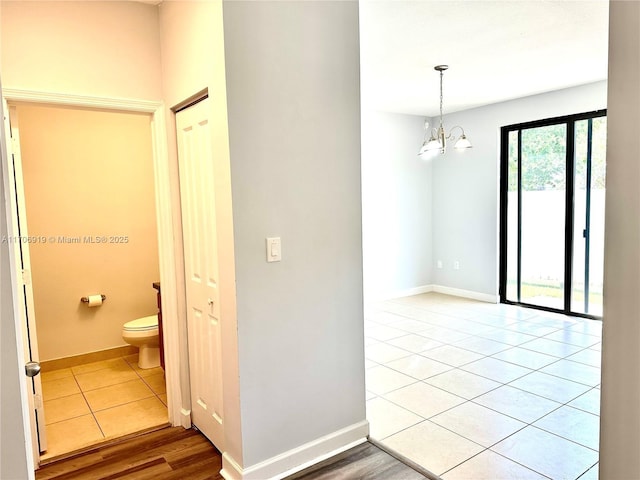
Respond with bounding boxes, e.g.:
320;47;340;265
178;408;192;429
369;284;497;304
367;284;434;302
220;420;369;480
432;285;498;303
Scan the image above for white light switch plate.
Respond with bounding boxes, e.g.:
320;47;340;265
266;237;281;262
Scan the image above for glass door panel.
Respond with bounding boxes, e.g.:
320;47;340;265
520;124;567;309
505;130;519;302
572;117;607;315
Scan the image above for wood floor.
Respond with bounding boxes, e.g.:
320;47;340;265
35;427;223;480
36;427;430;480
287;442;432;480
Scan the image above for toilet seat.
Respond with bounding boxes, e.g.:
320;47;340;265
123;315;158;332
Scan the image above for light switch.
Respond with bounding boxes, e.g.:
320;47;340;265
266;237;281;262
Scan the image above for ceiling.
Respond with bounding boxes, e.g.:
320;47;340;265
359;0;609;117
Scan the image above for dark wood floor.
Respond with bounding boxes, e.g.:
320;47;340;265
36;427;430;480
36;427;223;480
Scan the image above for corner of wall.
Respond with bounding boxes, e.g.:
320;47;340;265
220;421;368;480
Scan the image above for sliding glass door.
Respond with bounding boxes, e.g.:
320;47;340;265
571;116;607;315
500;110;606;318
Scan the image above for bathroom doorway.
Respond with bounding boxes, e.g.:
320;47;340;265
5;101;167;461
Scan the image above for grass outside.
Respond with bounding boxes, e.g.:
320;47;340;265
506;281;603;307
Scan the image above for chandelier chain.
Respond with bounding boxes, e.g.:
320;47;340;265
439;69;444;125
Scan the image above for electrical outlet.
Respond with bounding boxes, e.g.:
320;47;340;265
437;260;443;269
453;261;460;270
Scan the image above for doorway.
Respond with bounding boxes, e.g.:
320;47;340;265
0;89;196;475
2;85;235;475
499;110;607;318
7;102;166;460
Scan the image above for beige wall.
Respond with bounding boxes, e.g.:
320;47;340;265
16;104;160;360
600;1;640;477
158;0;242;463
0;1;162;100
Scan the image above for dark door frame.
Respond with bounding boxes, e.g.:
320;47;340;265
498;109;607;320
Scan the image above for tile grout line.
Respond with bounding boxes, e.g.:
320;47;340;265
41;355;169;459
575;460;600;480
368;295;602;479
73;363;108;440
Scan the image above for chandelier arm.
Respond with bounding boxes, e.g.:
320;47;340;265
446;125;466;140
418;65;471;157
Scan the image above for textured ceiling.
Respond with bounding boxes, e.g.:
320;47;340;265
360;0;609;116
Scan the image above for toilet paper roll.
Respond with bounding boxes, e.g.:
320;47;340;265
87;294;103;307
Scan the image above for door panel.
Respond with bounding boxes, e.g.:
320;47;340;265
505;130;519;301
175;98;224;449
571;117;607;315
3;103;47;460
520;124;567;309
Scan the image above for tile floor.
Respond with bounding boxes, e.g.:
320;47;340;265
40;354;168;460
365;293;601;480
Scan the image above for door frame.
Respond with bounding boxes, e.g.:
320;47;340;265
1;88;191;469
498;108;607;319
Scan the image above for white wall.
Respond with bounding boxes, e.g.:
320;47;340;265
223;0;367;468
361;111;432;300
431;81;607;296
599;1;640;477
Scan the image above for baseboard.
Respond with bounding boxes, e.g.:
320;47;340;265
432;285;498;303
178;408;192;429
368;285;434;302
40;345;138;372
368;284;498;304
220;420;369;480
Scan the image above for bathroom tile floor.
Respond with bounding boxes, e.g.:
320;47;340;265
40;354;168;460
365;293;601;480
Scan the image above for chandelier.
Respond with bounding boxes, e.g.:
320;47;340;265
418;65;472;157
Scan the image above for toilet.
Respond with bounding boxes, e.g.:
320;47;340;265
122;315;160;369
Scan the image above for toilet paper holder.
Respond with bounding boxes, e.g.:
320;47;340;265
80;294;106;303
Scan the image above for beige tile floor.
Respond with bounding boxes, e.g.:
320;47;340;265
366;293;601;480
40;354;168;460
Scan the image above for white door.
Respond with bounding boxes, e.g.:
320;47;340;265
175;97;224;449
2;102;47;459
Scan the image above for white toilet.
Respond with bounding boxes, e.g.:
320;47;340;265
122;315;160;369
